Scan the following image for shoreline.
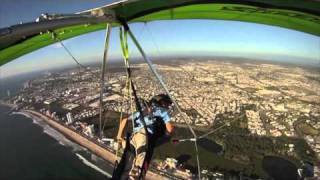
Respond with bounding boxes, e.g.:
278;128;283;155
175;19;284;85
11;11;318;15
20;109;164;180
0;100;15;109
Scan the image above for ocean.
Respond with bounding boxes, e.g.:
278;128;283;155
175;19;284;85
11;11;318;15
0;71;118;180
0;105;114;180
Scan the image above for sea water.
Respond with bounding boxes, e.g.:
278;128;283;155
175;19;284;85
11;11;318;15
0;105;113;180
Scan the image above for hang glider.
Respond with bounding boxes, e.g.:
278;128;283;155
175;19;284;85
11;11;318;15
1;1;319;179
0;0;319;66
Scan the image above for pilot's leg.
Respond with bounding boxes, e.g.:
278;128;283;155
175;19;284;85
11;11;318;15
129;129;147;179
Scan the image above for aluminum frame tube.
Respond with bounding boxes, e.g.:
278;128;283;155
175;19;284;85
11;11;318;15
99;23;112;138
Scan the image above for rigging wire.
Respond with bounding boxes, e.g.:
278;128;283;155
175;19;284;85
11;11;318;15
145;23;230;137
119;27;152;179
119;26;150;133
53;23;244;179
116;28;133;158
143;23;169;94
114;24;147;134
52;24;249;179
135;23;197;138
144;22;177;99
174;114;245;142
199;114;245;139
52;30;111;139
144;23;161;60
49;31;114;139
103;25;147;139
141;23;246;179
126;22;203;179
52;32;100;79
144;23;200;135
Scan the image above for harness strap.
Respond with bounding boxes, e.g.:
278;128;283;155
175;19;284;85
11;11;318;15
119;26;149;137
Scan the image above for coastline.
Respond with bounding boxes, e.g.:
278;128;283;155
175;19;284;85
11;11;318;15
0;100;15;109
20;109;165;180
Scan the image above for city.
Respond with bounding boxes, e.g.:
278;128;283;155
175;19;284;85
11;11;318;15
3;59;320;179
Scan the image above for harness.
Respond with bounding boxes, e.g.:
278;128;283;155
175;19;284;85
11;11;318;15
113;24;167;180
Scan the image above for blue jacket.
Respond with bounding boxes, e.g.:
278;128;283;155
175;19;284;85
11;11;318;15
129;106;170;134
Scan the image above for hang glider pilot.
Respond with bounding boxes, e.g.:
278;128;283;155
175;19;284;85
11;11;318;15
116;94;175;179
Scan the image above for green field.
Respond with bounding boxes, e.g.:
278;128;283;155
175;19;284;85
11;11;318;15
0;3;319;66
296;123;319;136
152;108;317;178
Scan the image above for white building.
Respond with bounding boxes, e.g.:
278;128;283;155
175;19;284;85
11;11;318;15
66;112;74;125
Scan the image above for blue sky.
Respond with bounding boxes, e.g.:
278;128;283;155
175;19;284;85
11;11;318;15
0;1;319;78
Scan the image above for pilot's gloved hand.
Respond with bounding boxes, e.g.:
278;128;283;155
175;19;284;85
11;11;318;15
115;138;125;149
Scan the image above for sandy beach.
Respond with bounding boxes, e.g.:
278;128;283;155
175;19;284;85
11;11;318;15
20;109;165;180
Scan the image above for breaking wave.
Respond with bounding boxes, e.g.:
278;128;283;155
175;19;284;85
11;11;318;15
76;153;112;178
11;112;86;152
11;111;113;177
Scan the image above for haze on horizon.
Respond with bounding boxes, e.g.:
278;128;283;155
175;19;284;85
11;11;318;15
0;0;319;79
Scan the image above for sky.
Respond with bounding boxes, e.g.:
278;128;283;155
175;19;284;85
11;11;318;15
0;0;319;78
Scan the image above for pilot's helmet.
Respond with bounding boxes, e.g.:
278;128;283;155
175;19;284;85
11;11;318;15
150;94;173;110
